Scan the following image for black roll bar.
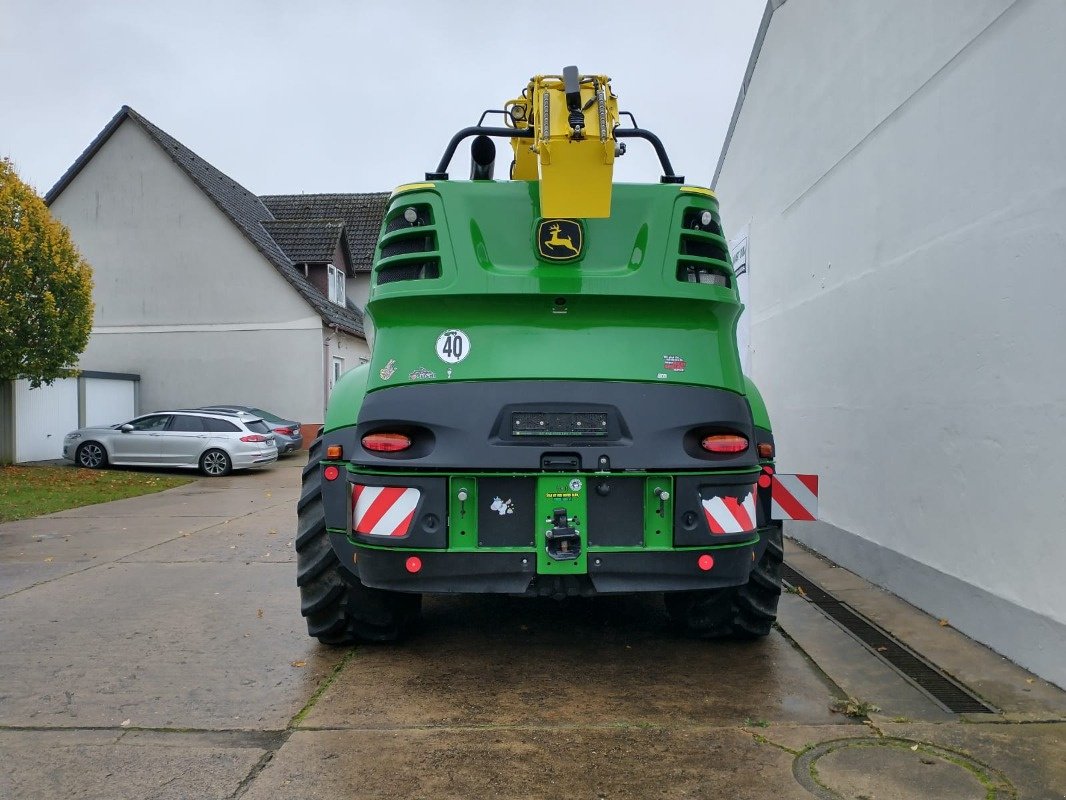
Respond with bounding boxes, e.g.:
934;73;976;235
425;126;684;184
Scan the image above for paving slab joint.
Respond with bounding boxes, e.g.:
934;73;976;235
288;647;358;729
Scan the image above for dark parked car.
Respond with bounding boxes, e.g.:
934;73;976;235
198;406;302;455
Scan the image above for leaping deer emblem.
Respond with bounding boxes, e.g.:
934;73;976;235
544;223;579;255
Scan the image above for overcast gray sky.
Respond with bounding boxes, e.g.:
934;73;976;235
0;1;763;196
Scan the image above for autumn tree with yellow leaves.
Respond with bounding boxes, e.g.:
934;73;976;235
0;158;93;388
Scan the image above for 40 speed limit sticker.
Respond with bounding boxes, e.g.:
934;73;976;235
435;329;470;364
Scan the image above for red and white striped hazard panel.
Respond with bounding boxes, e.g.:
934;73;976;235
352;485;420;537
770;474;819;521
702;488;757;535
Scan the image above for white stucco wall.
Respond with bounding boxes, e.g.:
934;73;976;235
716;0;1066;685
49;118;334;424
80;327;325;424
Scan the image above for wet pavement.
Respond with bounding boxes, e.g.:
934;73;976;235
1;460;1064;799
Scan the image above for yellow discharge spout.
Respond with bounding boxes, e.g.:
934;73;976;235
506;67;620;219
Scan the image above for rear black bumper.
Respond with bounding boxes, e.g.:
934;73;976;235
332;380;759;472
330;531;767;596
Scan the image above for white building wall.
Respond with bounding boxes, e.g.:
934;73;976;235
81;326;325;425
716;0;1066;685
324;329;371;407
49;119;332;425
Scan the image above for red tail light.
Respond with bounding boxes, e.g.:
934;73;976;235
274;426;294;435
240;434;268;442
362;432;412;453
701;434;748;454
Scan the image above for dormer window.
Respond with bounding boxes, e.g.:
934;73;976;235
328;264;346;306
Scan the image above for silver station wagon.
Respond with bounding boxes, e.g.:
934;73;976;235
63;409;278;476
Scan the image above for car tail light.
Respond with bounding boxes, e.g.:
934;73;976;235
240;434;269;442
326;445;343;459
758;442;774;458
701;434;748;454
362;432;412;453
274;426;294;435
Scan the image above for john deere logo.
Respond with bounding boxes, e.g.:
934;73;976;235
537;219;583;261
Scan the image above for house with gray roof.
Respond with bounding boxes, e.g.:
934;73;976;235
44;106;389;438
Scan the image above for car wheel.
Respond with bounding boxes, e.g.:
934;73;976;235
199;449;232;477
75;441;108;469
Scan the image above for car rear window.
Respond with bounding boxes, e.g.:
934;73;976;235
203;417;240;433
246;420;271;434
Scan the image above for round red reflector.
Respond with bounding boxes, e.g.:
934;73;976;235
701;434;748;454
697;554;714;571
362;432;412;453
762;465;774;474
758;474;772;489
323;465;340;481
405;556;423;574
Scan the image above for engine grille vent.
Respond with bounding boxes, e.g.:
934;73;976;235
375;204;441;285
678;207;733;288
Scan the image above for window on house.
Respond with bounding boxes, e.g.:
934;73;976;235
328;264;346;306
331;356;344;389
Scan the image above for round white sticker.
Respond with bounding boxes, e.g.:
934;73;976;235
435;329;470;364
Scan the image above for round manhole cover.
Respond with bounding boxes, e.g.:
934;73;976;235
793;738;1015;799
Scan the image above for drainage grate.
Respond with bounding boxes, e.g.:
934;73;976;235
781;563;996;714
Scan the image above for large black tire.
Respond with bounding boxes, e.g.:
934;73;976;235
296;438;421;645
664;524;784;639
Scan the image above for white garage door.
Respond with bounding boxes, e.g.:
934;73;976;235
84;377;136;427
14;379;79;462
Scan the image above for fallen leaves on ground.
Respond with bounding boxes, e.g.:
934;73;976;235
291;660;306;668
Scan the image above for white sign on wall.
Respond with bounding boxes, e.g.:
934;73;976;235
730;225;751;375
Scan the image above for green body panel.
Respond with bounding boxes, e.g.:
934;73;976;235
535;475;588;575
744;376;772;431
364;181;744;396
324;363;369;433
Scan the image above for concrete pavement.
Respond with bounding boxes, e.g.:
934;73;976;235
1;460;1063;798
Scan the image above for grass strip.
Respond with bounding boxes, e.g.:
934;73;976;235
0;465;193;522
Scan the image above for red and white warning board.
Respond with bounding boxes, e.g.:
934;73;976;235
352;485;420;537
770;474;819;521
702;488;757;535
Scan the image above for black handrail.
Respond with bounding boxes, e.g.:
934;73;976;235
614;128;684;183
425;125;684;183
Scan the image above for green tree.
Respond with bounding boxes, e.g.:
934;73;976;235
0;158;94;388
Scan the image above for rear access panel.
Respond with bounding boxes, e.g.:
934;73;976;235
585;476;644;546
477;476;535;547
